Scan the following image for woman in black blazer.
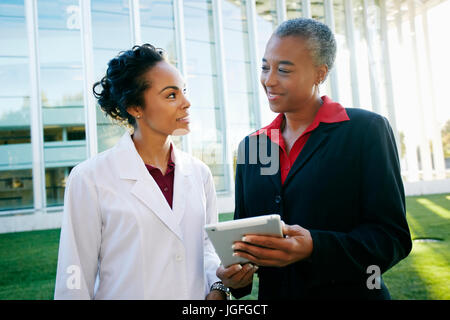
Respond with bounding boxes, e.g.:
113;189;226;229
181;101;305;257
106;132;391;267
216;18;412;300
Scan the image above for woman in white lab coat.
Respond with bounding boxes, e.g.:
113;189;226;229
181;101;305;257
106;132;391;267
54;44;226;300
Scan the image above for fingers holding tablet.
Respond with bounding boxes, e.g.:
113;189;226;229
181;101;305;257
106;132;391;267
216;263;258;289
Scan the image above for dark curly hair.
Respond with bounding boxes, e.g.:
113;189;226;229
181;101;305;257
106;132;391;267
93;43;166;127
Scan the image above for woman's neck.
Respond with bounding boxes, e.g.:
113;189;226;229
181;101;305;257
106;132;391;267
132;127;171;172
283;95;323;135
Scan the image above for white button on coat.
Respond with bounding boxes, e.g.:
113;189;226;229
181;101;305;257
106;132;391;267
54;132;221;299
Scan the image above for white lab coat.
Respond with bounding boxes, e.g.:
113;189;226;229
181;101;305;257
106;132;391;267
54;132;221;299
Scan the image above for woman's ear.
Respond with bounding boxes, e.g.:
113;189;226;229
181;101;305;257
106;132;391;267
316;64;329;84
126;106;142;119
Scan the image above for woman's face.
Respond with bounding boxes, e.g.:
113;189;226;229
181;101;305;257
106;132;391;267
130;61;191;136
260;35;326;113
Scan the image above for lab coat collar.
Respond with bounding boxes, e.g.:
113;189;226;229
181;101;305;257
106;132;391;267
115;132;191;180
114;132;191;241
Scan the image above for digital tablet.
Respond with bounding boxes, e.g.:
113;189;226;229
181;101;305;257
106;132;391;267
205;214;283;267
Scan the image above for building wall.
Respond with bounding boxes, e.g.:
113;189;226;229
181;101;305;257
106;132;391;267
1;0;449;233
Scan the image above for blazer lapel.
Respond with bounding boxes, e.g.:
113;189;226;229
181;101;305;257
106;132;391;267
282;124;335;188
267;138;282;194
255;134;282;194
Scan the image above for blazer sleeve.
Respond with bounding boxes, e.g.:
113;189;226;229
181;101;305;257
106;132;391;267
306;115;412;286
202;165;222;292
229;141;254;299
54;165;102;300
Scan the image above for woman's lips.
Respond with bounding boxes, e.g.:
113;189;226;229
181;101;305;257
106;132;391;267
176;116;190;123
267;92;283;101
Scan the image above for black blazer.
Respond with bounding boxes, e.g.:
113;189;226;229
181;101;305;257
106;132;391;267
231;108;412;300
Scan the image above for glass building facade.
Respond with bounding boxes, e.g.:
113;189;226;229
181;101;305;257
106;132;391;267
1;0;449;233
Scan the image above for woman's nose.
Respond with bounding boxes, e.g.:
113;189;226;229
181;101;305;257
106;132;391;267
262;70;277;87
183;94;191;109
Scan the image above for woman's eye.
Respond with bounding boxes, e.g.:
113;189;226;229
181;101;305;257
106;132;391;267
168;93;176;99
279;69;290;73
261;66;269;71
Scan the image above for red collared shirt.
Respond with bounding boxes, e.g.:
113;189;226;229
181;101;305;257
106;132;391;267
145;145;175;209
252;96;350;184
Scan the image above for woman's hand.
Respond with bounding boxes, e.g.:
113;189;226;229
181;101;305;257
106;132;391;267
216;263;258;289
231;224;313;267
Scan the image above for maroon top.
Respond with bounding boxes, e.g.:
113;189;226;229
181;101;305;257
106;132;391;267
144;145;175;209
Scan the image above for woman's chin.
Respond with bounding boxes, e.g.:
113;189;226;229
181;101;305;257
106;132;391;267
171;127;190;136
269;103;286;114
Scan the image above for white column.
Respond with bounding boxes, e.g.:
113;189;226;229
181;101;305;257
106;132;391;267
246;0;262;130
422;8;446;179
302;0;311;18
395;0;419;182
129;0;142;45
212;0;234;194
379;0;401;156
173;0;191;154
80;0;98;159
362;0;381;114
344;0;360;108
25;0;46;212
324;0;339;102
277;0;287;24
407;0;433;181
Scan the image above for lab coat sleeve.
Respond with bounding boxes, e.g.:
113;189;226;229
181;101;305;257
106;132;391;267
54;164;102;300
203;166;221;291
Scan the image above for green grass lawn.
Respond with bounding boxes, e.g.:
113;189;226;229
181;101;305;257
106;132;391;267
0;194;448;300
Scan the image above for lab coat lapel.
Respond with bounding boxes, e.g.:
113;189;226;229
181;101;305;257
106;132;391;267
116;133;184;241
171;146;191;225
130;179;183;241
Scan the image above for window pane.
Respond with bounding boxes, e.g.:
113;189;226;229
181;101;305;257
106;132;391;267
222;0;257;155
140;0;175;29
185;40;217;75
40;68;84;108
141;26;177;64
0;97;31;145
186;74;218;108
97;123;127;152
0;57;30;97
0;1;33;211
140;1;177;64
184;1;215;42
184;0;226;191
37;0;86;208
189;107;223;145
91;11;132;50
45;166;70;207
0;16;28;56
225;61;252;92
92;0;131;152
0;169;33;211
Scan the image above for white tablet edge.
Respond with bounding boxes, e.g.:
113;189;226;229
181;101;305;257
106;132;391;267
208;214;281;232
